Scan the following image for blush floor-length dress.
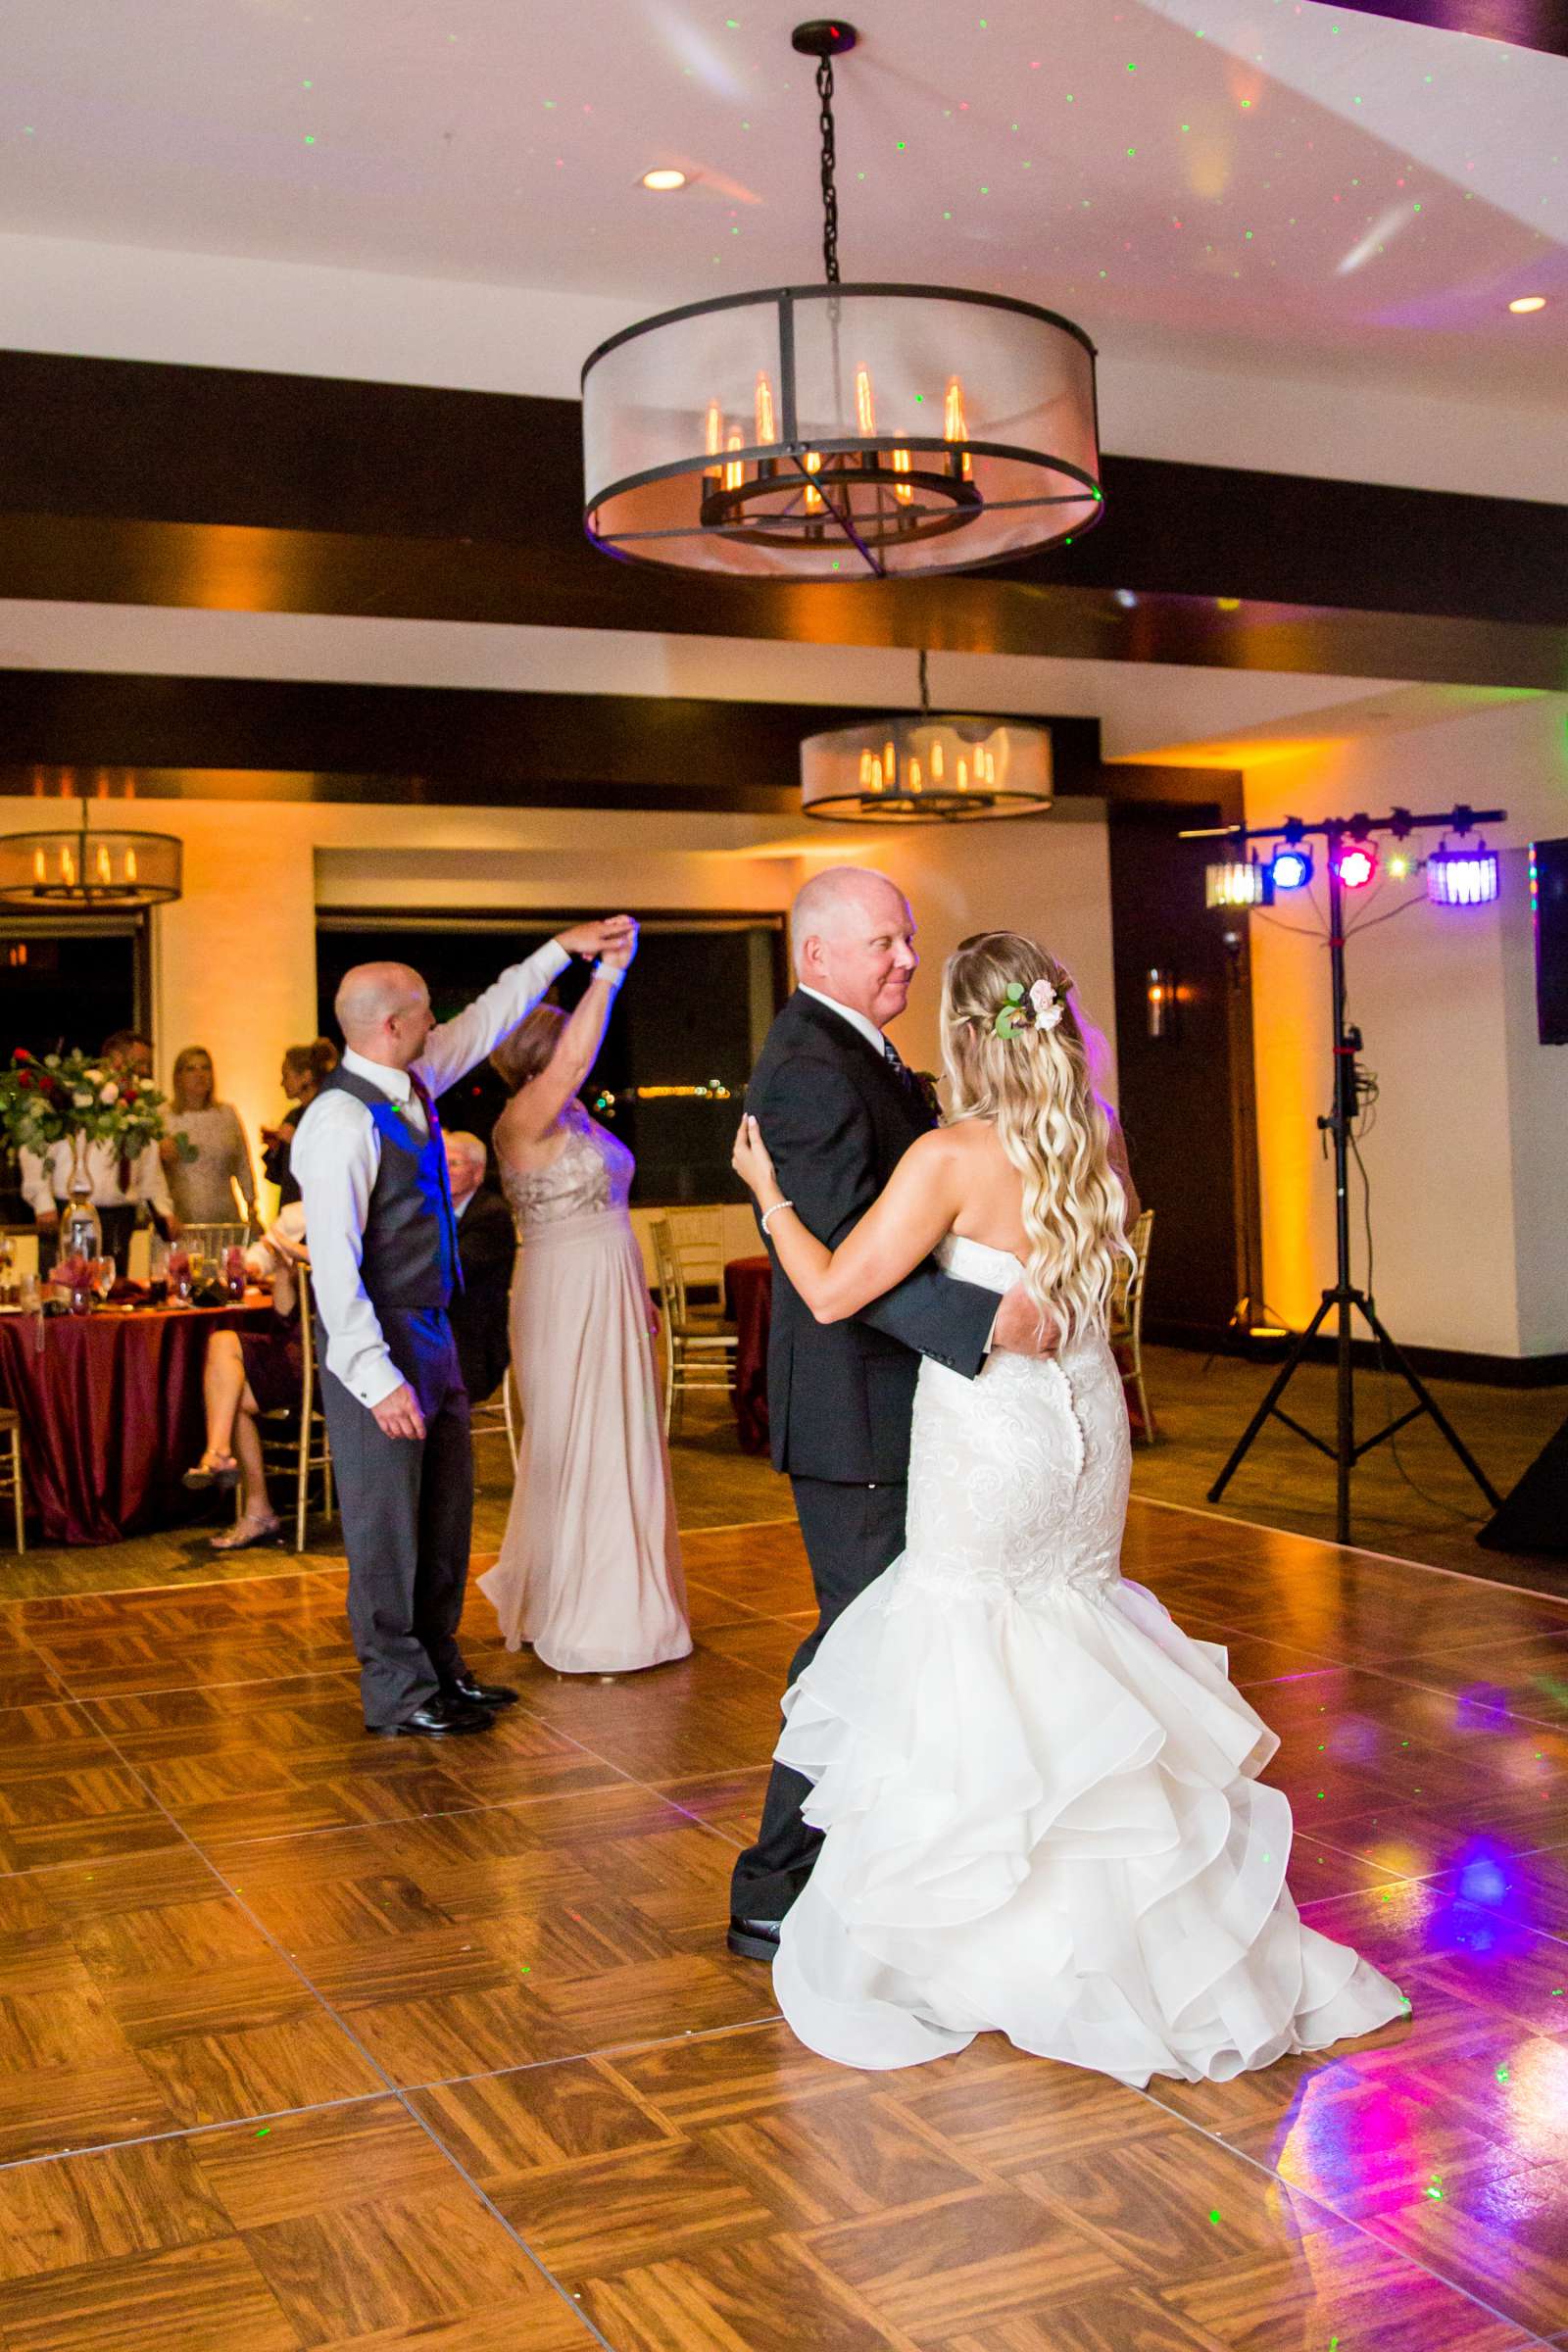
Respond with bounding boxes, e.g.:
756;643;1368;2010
772;1233;1407;2083
479;1103;691;1675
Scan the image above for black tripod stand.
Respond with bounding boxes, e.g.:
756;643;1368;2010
1200;810;1505;1545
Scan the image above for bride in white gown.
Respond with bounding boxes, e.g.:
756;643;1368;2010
730;929;1406;2085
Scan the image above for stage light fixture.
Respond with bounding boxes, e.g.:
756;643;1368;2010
1269;846;1313;893
1335;844;1378;891
1205;858;1271;909
1427;841;1500;906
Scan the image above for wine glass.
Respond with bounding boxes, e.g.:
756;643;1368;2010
168;1246;192;1304
91;1255;116;1302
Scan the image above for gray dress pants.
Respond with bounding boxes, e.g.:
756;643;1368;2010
319;1305;474;1729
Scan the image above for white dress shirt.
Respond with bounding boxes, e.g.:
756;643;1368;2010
20;1136;173;1221
797;985;893;1058
292;941;569;1408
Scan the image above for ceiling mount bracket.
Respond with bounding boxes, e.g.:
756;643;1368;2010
790;20;858;57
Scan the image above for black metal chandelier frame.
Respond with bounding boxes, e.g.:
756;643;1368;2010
580;18;1104;580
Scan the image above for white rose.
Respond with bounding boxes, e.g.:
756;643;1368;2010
82;1068;105;1085
44;1054;61;1068
99;1081;120;1104
73;1090;94;1108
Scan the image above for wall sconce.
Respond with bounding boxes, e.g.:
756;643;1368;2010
1146;967;1177;1040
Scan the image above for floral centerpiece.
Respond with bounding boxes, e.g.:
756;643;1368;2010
0;1048;174;1170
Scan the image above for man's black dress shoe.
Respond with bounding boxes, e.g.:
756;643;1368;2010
727;1916;782;1962
444;1674;519;1710
369;1695;496;1739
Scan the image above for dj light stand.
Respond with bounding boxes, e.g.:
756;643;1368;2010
1186;805;1506;1546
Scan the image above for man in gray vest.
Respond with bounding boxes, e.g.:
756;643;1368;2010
293;919;635;1738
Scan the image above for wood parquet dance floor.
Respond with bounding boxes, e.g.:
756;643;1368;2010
1;1500;1567;2350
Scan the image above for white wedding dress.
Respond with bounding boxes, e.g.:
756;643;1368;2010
773;1235;1406;2083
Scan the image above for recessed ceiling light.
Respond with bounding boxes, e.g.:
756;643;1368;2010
641;168;689;192
1508;294;1546;314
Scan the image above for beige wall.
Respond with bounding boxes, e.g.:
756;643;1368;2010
1243;695;1568;1356
11;795;1118;1205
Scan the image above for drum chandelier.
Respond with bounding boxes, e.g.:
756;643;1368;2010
580;21;1104;582
801;653;1053;825
0;781;182;910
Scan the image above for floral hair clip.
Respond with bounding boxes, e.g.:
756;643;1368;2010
992;975;1069;1041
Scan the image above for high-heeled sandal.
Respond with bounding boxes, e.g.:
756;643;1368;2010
210;1514;285;1551
184;1456;240;1493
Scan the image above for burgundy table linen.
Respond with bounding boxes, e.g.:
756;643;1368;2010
0;1302;273;1546
723;1254;773;1457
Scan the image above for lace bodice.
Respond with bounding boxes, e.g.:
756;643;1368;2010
896;1233;1129;1609
500;1102;634;1230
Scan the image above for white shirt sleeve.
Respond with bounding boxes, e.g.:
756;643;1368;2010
134;1139;174;1222
19;1146;59;1215
290;1091;403;1409
416;940;572;1099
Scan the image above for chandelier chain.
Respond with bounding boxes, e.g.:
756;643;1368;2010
815;53;840;284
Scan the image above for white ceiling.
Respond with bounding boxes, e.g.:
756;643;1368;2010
6;0;1565;401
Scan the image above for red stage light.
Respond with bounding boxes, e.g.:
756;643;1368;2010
1337;845;1378;891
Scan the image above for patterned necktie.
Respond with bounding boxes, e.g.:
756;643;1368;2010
408;1070;465;1294
882;1034;925;1112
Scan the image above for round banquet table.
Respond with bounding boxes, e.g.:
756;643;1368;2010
721;1253;1156;1456
0;1298;275;1546
723;1255;773;1456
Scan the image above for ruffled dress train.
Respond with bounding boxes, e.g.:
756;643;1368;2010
773;1237;1405;2084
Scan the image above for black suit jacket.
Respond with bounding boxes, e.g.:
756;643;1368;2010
448;1186;517;1402
749;991;998;1483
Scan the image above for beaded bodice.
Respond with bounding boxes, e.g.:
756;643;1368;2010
500;1102;634;1230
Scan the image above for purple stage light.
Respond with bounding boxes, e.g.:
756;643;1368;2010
1427;844;1500;906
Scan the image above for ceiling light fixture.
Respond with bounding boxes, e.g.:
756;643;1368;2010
800;651;1053;825
0;778;181;910
640;168;689;191
1508;294;1546;313
581;20;1103;580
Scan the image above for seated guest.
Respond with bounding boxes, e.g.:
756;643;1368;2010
261;1040;338;1207
162;1046;258;1228
443;1131;517;1405
181;1205;308;1552
19;1028;177;1272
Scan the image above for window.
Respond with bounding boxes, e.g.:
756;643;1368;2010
316;911;785;1203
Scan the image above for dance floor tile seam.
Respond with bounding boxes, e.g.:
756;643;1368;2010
2;1505;1567;2349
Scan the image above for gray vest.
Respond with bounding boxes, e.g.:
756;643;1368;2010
311;1064;461;1313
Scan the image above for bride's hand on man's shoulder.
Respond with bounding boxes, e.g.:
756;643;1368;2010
731;1111;778;1200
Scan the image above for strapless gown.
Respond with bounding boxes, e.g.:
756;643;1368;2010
479;1105;690;1676
773;1234;1406;2082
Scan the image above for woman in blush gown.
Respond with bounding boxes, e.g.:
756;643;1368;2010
478;928;690;1678
730;930;1406;2085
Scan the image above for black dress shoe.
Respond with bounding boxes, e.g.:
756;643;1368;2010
443;1674;520;1710
727;1916;782;1961
369;1695;496;1739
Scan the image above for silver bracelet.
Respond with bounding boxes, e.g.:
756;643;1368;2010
592;959;627;989
760;1200;794;1235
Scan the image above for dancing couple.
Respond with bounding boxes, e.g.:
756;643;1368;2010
292;914;683;1741
726;865;1405;2086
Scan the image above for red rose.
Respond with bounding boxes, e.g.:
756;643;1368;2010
15;1071;33;1090
13;1048;32;1062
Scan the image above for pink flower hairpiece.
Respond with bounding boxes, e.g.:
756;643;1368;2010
991;972;1072;1041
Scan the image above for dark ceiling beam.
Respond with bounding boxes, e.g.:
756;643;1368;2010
1;513;1563;693
1307;0;1568;57
0;670;1118;813
0;355;1564;692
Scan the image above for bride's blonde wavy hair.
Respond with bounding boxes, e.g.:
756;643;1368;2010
941;931;1131;1339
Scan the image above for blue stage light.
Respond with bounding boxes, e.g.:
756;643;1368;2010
1269;846;1313;893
